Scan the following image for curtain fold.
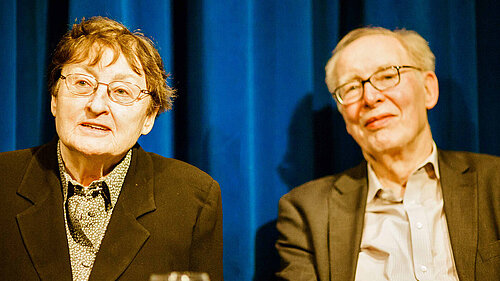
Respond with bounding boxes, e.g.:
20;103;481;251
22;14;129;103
0;0;17;150
1;1;498;280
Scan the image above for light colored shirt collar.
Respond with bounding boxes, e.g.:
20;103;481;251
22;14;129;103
367;142;440;203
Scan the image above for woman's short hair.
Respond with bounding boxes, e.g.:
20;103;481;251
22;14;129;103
325;27;436;94
48;16;175;115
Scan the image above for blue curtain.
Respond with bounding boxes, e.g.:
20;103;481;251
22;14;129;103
1;0;498;280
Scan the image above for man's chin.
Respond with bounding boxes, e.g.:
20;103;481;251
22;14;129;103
362;137;405;155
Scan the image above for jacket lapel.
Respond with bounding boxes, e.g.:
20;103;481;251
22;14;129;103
438;150;477;281
16;141;73;280
90;145;156;281
328;163;367;281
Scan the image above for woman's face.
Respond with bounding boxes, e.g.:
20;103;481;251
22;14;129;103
51;48;157;161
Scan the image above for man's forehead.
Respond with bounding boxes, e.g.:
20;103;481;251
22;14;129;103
335;34;409;80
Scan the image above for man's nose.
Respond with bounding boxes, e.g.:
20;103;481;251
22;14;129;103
362;82;385;107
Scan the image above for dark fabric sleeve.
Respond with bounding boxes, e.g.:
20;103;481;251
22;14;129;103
189;179;224;281
275;195;318;281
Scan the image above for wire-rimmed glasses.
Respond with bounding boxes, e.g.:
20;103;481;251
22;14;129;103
60;73;151;105
332;65;421;105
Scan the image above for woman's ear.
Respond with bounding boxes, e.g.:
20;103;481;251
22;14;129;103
141;107;159;135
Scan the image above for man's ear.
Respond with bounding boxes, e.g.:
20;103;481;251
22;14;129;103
423;71;439;110
141;107;159;135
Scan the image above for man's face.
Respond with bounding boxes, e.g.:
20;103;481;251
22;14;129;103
51;48;157;159
334;35;438;156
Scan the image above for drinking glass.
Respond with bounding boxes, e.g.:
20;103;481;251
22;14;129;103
150;272;210;281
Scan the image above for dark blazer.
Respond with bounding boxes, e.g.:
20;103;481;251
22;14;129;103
0;139;223;281
276;149;500;281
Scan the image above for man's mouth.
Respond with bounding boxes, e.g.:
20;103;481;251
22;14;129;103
364;114;394;129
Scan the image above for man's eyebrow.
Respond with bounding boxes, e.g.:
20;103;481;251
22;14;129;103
338;65;393;85
337;73;363;86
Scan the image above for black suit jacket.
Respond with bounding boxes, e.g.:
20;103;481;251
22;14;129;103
0;139;223;281
276;149;500;281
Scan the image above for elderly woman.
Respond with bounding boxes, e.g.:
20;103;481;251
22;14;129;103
0;17;222;281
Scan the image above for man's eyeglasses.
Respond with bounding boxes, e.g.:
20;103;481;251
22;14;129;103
332;65;421;105
60;73;151;106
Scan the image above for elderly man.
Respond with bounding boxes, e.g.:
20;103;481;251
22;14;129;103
0;17;222;281
276;27;499;281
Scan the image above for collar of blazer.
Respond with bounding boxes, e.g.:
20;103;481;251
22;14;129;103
15;138;157;281
438;149;477;281
328;162;367;281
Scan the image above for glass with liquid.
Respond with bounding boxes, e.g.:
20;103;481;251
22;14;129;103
150;272;210;281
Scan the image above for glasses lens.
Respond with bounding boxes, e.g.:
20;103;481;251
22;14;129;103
338;81;363;104
67;74;96;95
370;67;399;91
108;82;140;105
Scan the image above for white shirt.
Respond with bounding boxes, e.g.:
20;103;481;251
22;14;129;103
355;144;460;281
